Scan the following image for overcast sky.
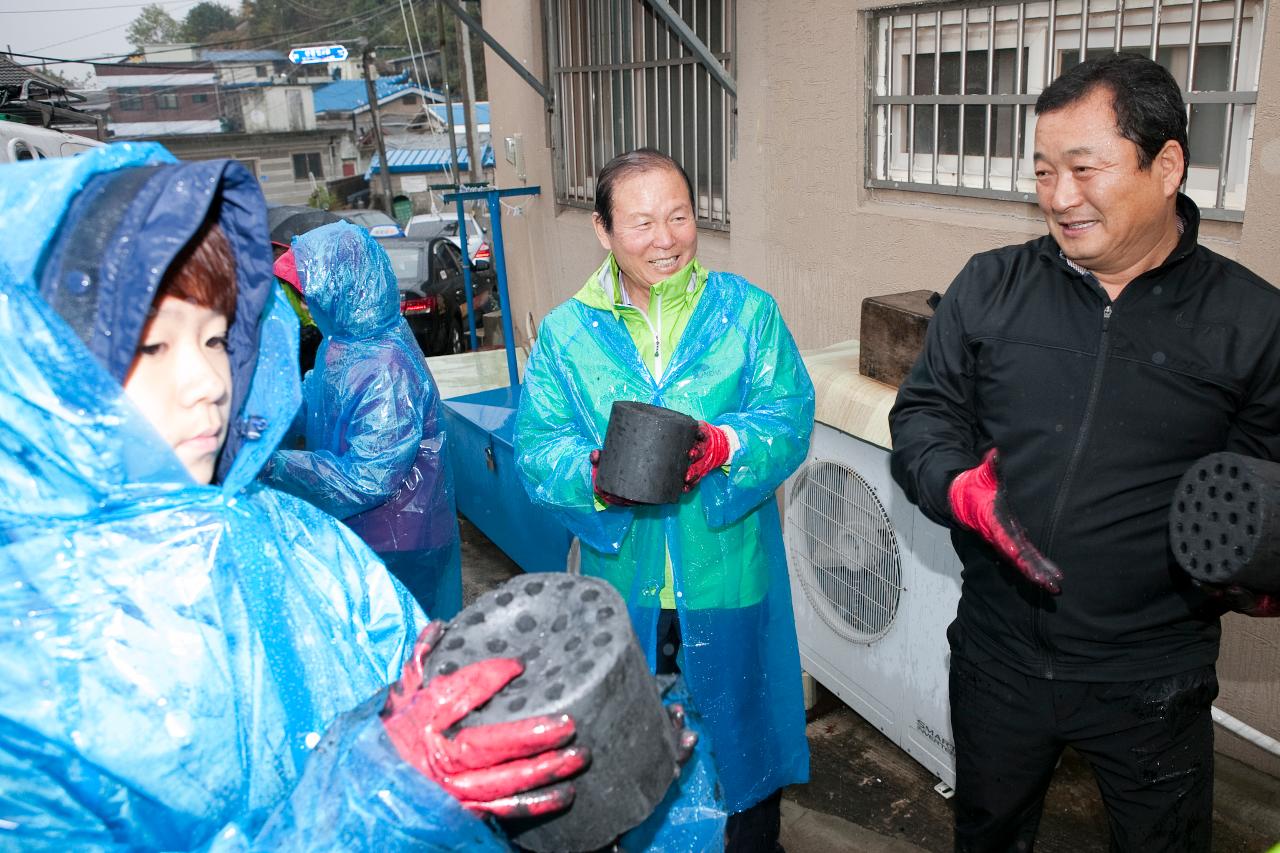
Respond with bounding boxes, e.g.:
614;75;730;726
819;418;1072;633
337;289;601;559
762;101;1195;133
2;0;216;87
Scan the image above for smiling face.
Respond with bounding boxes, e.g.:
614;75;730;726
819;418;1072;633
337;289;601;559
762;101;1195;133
1033;86;1184;287
124;296;232;485
592;165;698;293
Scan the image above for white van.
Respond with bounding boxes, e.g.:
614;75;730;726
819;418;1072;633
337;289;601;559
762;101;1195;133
404;212;490;264
0;119;101;163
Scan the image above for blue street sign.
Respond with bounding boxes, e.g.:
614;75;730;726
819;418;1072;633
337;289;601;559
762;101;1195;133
289;44;349;65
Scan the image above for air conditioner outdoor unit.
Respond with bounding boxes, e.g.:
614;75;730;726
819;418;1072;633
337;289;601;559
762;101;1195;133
784;345;964;787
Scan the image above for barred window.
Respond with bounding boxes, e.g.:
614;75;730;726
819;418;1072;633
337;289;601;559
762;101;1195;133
292;152;324;181
155;93;179;110
547;0;736;229
867;0;1267;220
117;88;142;111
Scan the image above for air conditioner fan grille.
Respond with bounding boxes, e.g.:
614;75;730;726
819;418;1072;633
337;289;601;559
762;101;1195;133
785;459;903;643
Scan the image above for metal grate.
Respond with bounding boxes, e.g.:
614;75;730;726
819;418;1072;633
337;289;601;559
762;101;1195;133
546;0;735;229
786;460;903;643
866;0;1267;221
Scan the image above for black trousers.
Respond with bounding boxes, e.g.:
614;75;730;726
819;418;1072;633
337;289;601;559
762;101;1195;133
655;610;784;853
949;651;1218;853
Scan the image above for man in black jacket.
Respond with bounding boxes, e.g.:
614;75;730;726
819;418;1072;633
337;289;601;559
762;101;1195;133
889;53;1280;852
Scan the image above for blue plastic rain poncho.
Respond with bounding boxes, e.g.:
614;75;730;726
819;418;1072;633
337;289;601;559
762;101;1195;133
0;144;505;850
260;222;462;619
514;262;816;812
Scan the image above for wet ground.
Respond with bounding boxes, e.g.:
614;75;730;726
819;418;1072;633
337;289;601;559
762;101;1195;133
458;518;1280;852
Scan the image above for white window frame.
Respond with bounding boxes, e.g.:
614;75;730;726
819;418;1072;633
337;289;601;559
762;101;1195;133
867;0;1267;220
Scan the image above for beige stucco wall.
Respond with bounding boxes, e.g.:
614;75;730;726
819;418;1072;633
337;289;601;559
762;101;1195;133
479;0;1280;777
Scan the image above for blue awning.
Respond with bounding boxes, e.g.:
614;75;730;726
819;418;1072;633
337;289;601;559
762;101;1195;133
365;143;496;178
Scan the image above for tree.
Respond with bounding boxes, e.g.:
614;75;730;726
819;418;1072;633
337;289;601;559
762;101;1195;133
239;0;486;98
126;4;181;49
35;66;89;91
181;2;238;43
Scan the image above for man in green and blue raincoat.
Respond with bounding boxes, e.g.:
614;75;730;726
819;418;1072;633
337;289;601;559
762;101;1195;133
514;149;815;851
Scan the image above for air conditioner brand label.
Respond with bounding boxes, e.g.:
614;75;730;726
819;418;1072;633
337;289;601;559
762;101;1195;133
916;718;955;756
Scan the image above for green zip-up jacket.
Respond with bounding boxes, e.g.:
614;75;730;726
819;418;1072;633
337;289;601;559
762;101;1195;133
577;255;713;606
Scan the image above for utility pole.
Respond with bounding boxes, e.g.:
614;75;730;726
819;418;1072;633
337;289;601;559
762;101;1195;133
455;6;481;184
362;41;394;215
435;0;462;186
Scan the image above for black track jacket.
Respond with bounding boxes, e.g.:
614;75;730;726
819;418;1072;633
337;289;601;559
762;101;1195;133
889;194;1280;681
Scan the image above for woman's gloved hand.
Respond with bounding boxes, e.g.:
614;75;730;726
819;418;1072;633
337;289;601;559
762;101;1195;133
381;622;592;818
667;703;698;767
589;449;638;506
948;448;1064;594
683;422;731;491
1194;581;1280;617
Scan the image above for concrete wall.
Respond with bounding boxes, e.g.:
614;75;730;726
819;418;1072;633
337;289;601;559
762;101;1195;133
479;0;1280;777
238;86;316;134
152;130;347;206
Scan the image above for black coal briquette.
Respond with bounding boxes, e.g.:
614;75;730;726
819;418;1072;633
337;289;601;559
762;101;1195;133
595;401;699;505
1169;451;1280;593
425;573;680;852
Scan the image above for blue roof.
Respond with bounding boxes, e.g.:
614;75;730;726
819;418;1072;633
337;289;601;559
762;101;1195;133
312;72;419;114
427;102;490;127
200;49;287;62
365;143;496;177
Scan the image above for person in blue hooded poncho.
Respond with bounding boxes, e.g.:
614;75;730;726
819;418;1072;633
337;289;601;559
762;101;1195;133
261;222;463;620
513;148;816;851
0;143;603;850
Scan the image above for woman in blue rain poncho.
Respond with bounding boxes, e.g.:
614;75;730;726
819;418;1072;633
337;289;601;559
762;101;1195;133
0;143;590;850
262;222;463;619
514;149;816;850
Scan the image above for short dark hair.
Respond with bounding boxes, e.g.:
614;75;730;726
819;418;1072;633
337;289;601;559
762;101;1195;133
148;218;238;327
1035;53;1189;183
593;148;696;232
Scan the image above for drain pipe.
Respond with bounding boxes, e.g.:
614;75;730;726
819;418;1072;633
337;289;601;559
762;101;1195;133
1213;706;1280;758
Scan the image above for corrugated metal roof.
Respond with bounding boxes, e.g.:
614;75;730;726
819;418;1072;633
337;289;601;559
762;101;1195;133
365;142;496;177
111;119;222;137
0;57;66;94
312;72;420;113
427;102;490;128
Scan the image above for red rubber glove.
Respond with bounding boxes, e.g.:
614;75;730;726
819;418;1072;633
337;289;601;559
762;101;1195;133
1194;582;1280;617
948;448;1064;595
381;622;591;818
589;449;638;506
684;422;731;491
667;703;699;766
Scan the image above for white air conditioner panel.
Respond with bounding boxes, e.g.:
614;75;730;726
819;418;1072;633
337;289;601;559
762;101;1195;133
785;422;964;786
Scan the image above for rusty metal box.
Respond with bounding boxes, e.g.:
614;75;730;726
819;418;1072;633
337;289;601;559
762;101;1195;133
858;290;939;388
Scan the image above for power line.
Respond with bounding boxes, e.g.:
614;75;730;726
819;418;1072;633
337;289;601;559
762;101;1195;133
9;4;401;69
33;0;203;53
0;0;196;13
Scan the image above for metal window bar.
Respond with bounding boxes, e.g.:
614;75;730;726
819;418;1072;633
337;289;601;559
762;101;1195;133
549;0;734;229
1080;0;1090;63
1215;0;1244;210
908;13;918;184
867;0;1263;220
1012;2;1026;192
984;5;994;190
883;16;893;187
958;7;969;189
932;10;942;186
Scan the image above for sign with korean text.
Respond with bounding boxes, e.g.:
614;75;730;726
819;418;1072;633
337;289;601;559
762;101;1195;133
289;44;349;65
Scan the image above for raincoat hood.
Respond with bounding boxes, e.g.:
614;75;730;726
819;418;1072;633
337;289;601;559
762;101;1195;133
0;142;293;506
294;221;400;339
263;220;463;619
0;144;505;849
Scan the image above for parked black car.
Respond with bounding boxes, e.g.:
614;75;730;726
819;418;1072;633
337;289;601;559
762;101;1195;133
376;236;498;356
